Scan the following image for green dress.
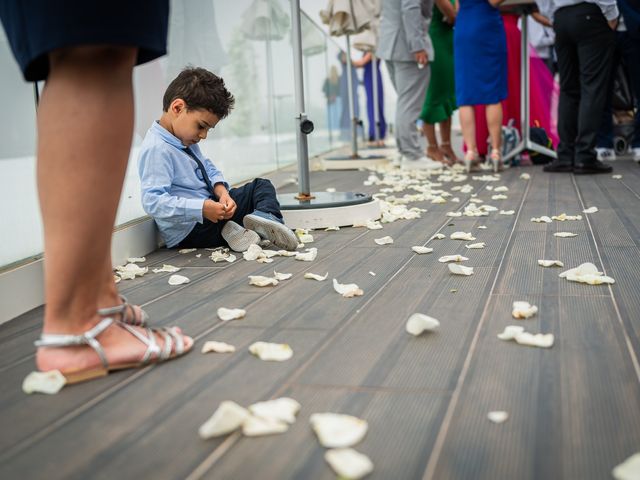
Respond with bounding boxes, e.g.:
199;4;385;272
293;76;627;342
420;3;457;124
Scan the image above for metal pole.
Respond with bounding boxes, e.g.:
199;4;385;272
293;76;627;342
345;35;358;157
521;14;530;150
290;0;312;198
265;39;279;164
323;38;333;147
371;53;380;142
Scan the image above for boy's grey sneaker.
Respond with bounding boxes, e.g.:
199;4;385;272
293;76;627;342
221;221;260;252
243;211;299;251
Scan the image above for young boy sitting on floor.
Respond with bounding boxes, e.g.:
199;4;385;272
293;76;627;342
138;67;298;252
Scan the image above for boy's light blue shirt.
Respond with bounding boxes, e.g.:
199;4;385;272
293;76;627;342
138;121;229;248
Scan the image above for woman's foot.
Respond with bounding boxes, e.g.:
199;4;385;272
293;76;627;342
36;315;193;376
98;294;148;326
490;148;503;172
426;145;447;164
440;142;460;164
463;150;479;173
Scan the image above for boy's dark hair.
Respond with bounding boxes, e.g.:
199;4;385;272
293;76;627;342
163;67;235;119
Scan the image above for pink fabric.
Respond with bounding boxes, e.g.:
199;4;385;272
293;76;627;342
472;14;559;155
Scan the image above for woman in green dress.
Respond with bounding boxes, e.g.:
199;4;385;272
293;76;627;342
420;0;459;164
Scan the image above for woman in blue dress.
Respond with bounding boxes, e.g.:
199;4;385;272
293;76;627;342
454;0;508;171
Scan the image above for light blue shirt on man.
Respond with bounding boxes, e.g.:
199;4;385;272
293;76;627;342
138;121;229;248
535;0;618;21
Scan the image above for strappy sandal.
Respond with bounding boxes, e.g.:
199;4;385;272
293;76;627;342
464;149;479;173
426;144;448;165
490;148;505;172
98;294;148;326
440;142;460;164
34;317;190;384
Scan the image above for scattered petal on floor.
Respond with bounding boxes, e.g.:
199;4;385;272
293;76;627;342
304;272;328;281
451;197;460;203
256;257;274;264
210;250;236;263
243;244;264;261
559;262;615;285
498;326;554;348
198;401;250;439
538;259;564;267
405;313;440;336
612;175;622;179
499;210;515;215
249;342;293;361
431;195;446;204
492;194;508;200
325;448;374;480
554;232;578;238
552;213;582;221
242;415;289;437
297;233;314;243
438;255;468;263
612;453;640;480
369;271;376;276
310;413;368;448
412;246;434;254
217;308;246;321
432;233;446;240
448;264;474;276
152;264;181;273
273;271;293;281
196;254;202;258
248;397;301;424
494;186;509;192
477;225;488;229
465;242;486;249
295;248;318;262
325;226;340;231
487;411;509;424
168;274;190;285
583;206;599;214
531;216;552;223
127;257;146;263
22;370;66;395
326;187;337;193
366;220;383;230
115;263;148;280
450;232;476;241
201;341;236;353
179;248;197;254
520;172;531;180
512;301;538;319
333;279;364;298
248;276;279;287
374;236;394;245
446;211;462;217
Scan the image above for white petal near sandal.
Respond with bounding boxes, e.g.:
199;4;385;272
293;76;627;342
34;317;191;385
98;294;149;327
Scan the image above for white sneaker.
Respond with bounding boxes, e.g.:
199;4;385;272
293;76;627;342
632;147;640;163
221;221;260;252
401;156;443;171
596;148;616;161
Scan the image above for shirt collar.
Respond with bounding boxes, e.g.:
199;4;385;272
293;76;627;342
151;120;187;150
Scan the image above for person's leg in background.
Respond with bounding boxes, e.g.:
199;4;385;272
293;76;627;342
375;60;387;144
619;31;640;161
573;7;616;173
363;61;375;142
545;8;580;172
37;46;192;373
385;60;402;156
486;102;503;170
393;61;430;161
459;105;478;171
596;32;623;161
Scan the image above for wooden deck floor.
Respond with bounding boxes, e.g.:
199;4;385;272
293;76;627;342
2;159;640;480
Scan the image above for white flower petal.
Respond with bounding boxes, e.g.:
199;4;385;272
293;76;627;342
273;271;293;281
217;308;246;321
178;248;197;254
325;449;374;480
242;415;289;436
127;257;146;263
554;232;578;238
538;259;564;267
374;236;394;245
487;411;509;424
168;274;190;285
405;313;440;336
201;341;236;353
512;301;538;319
310;413;368;448
152;264;181;273
612;453;640;480
411;246;434;254
248;397;301;424
333;278;364;298
465;242;486;249
450;232;476;241
531;216;552;223
448;264;474;275
22;370;66;395
295;248;318;262
248;342;293;361
198;401;250;439
304;272;328;281
248;276;279;287
438;255;468;263
583;206;598;214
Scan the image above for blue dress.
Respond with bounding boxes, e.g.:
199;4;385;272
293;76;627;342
454;0;508;106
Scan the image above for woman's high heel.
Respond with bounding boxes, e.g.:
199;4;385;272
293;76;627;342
490;148;502;172
464;150;477;173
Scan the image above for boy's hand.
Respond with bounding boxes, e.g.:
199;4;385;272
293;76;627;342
218;192;237;220
203;199;228;223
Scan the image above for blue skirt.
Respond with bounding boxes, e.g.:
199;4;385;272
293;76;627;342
454;2;508;106
0;0;169;81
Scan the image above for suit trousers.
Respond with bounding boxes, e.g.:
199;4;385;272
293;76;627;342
385;60;430;160
554;2;616;166
177;178;282;248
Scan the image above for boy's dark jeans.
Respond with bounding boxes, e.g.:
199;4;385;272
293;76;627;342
554;3;616;165
177;178;283;248
596;30;640;149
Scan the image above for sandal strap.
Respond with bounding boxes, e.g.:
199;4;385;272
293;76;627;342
120;323;162;365
98;295;148;326
34;318;114;369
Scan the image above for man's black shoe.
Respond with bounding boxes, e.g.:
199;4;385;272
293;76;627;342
543;160;573;173
573;160;613;174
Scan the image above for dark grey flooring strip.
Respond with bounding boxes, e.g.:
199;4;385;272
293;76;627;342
571;174;640;382
421;176;533;480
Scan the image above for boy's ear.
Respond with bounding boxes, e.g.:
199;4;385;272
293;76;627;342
170;98;187;115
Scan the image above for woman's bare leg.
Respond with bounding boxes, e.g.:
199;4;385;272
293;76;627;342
459;106;477;154
36;46;191;372
422;122;445;162
439;117;459;163
486;102;503;153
